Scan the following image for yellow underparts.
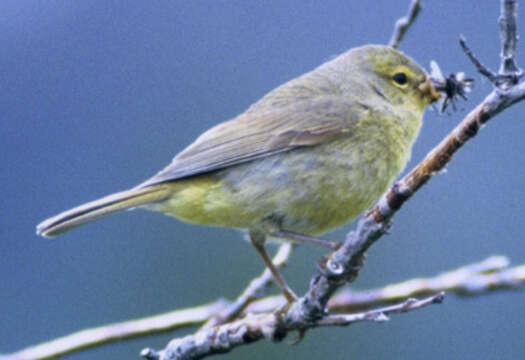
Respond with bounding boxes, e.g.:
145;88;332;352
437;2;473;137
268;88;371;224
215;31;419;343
153;117;419;236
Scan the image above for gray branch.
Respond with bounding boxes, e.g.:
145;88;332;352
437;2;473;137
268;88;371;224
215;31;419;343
460;0;522;88
317;293;444;326
3;256;525;360
141;293;444;360
459;35;499;83
388;0;421;48
499;0;521;76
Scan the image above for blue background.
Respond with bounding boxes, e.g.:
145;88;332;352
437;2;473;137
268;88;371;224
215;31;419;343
2;1;524;359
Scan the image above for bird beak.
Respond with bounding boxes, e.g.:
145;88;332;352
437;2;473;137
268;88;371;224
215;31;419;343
418;77;441;103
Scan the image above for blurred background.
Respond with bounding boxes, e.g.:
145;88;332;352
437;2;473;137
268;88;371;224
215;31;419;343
1;1;524;359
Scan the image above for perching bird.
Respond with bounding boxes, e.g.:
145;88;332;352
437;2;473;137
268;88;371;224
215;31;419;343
37;45;440;302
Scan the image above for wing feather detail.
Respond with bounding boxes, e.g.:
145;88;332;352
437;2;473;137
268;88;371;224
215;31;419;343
139;96;363;187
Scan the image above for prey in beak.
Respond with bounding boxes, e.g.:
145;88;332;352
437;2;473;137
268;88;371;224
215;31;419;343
428;60;474;113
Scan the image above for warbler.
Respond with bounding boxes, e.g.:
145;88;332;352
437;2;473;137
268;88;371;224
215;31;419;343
37;45;439;302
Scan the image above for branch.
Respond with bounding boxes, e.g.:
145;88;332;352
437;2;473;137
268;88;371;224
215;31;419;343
458;35;499;83
317;292;444;326
388;0;421;48
245;256;525;313
140;293;444;360
459;0;523;88
4;256;524;360
329;256;525;312
1;301;227;360
499;0;522;76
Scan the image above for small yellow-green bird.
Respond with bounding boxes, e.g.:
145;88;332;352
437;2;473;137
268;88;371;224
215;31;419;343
37;45;439;302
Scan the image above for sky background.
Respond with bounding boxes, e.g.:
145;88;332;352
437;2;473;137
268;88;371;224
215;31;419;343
1;1;524;359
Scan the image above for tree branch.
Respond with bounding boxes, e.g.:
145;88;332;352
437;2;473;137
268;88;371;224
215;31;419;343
459;0;523;88
4;256;524;360
0;301;227;360
141;293;444;360
499;0;522;76
458;35;500;84
317;292;444;327
329;256;525;312
388;0;421;48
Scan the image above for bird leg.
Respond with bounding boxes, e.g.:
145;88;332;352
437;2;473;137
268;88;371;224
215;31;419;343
249;230;297;303
268;229;341;250
262;219;341;250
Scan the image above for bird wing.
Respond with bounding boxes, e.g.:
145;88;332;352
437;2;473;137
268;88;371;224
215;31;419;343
139;96;364;187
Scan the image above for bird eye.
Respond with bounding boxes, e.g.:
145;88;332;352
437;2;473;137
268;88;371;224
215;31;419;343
392;72;408;86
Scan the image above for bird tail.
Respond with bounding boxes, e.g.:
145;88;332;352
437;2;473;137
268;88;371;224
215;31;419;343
36;185;171;238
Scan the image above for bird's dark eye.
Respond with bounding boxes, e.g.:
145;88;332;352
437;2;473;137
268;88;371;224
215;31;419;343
392;72;408;85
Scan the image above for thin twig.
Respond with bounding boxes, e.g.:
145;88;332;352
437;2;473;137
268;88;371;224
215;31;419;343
329;256;525;312
388;0;421;48
1;301;227;360
202;243;293;329
4;256;525;360
458;35;499;83
318;292;444;326
460;0;522;88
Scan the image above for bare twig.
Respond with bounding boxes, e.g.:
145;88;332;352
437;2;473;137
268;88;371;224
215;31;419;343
1;301;227;360
318;292;444;326
458;35;500;83
4;256;525;360
329;256;525;312
459;0;522;88
388;0;421;48
201;243;293;329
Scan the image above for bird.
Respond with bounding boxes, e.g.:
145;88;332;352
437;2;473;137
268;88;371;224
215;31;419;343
36;45;440;302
